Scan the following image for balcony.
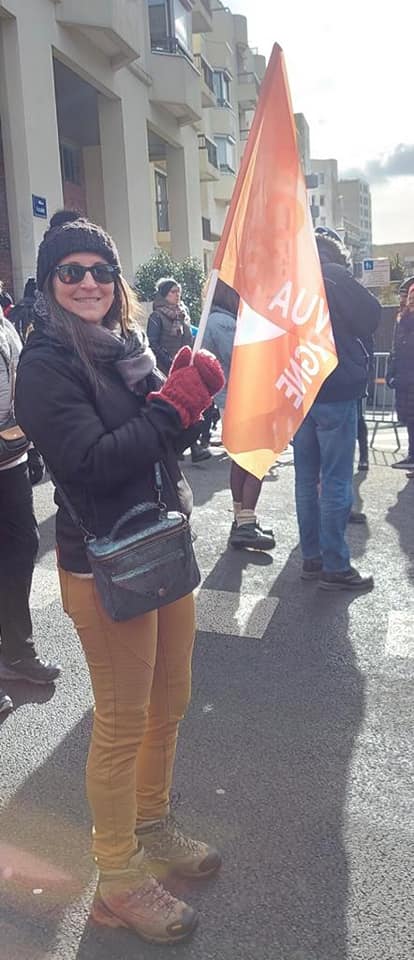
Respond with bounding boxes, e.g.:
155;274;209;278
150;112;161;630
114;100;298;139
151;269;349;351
212;105;237;140
55;0;140;68
198;134;220;182
149;39;202;125
237;72;260;110
192;0;213;34
214;171;236;206
205;39;233;77
194;53;216;108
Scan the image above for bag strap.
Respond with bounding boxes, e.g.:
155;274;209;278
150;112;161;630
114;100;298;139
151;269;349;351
49;462;164;540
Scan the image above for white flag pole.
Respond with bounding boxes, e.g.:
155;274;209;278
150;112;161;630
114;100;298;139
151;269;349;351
192;268;220;358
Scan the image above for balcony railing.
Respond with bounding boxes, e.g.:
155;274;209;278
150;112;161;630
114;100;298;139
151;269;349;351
194;53;215;93
198;134;218;169
202;217;212;242
150;35;193;63
238;71;260;88
156;200;169;233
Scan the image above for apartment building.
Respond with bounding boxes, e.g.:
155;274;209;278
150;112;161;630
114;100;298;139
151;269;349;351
0;0;265;296
338;177;372;254
309;158;339;231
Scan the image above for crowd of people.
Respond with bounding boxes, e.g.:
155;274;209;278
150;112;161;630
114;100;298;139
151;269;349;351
0;210;408;945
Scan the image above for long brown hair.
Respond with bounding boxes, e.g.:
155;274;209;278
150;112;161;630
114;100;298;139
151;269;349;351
44;274;143;390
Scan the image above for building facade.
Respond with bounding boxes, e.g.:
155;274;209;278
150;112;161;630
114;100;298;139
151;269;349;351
309;158;339;231
338;177;372;254
0;0;265;296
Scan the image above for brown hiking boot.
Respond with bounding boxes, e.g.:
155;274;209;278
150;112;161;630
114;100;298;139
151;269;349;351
91;848;197;944
137;814;222;879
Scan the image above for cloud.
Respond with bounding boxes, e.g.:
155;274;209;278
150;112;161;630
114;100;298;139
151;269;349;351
342;144;414;183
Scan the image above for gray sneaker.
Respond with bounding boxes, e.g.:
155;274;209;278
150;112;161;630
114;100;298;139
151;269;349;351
137;814;222;879
0;656;61;685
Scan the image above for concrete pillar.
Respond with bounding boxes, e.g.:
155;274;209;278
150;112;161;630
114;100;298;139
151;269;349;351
98;73;154;283
166;127;203;262
0;14;63;295
83;146;106;228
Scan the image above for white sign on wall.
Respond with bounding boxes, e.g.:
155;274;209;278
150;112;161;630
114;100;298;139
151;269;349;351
360;258;390;288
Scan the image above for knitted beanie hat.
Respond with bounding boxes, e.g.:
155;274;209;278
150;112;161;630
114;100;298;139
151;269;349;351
156;277;181;298
36;210;121;291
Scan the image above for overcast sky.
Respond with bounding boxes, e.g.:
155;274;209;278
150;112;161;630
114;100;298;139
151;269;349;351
229;0;414;244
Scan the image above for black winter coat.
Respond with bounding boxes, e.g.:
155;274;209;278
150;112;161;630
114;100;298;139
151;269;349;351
15;330;194;573
316;261;381;403
391;311;414;424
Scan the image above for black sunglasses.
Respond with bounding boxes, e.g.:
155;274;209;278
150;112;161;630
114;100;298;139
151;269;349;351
54;263;120;285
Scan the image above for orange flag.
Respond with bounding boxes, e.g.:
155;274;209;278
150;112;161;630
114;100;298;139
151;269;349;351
215;44;338;479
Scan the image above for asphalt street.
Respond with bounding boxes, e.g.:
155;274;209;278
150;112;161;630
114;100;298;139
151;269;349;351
0;429;413;960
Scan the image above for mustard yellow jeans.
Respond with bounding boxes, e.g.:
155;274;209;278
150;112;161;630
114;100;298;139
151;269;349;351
59;569;195;871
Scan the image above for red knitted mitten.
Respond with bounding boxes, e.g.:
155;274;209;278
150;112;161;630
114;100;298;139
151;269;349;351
148;346;225;428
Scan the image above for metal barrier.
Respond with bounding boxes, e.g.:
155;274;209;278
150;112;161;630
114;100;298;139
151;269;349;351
364;352;401;450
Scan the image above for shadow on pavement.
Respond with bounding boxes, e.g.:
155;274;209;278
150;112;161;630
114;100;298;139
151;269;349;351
184;544;366;960
385;475;414;578
349;471;371;561
36;512;56;561
0;711;94;957
0;682;56;728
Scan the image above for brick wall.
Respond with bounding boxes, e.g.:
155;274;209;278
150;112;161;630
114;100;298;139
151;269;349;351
0;121;13;296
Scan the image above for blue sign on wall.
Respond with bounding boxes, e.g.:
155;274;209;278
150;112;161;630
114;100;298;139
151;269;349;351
32;195;47;219
363;259;374;271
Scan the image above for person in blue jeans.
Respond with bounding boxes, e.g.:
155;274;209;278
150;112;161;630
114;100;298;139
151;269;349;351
293;230;381;591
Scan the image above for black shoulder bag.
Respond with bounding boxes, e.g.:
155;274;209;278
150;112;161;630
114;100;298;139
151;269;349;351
53;463;200;622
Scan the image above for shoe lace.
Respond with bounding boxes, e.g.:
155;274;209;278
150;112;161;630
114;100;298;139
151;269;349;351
163;814;200;854
125;874;178;918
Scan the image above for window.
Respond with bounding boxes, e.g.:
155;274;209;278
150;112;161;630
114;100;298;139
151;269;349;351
173;0;192;54
319;173;325;185
148;0;171;43
155;170;169;232
213;70;231;107
214;136;236;173
148;0;192;55
60;143;82;185
320;195;325;206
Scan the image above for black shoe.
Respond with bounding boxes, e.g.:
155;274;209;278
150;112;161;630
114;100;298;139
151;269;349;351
0;656;62;685
0;688;13;714
230;520;274;537
348;510;367;524
301;557;323;580
230;522;275;551
392;457;414;470
357;460;369;472
191;444;212;463
319;567;374;592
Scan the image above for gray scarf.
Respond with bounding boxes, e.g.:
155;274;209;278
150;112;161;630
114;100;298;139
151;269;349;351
34;292;159;394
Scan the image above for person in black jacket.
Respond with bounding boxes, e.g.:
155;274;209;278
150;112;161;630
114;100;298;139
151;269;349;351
389;282;414;470
147;278;211;463
293;232;381;591
15;211;224;945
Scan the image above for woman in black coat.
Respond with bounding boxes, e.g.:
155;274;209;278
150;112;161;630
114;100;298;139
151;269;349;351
15;211;224;946
390;284;414;470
